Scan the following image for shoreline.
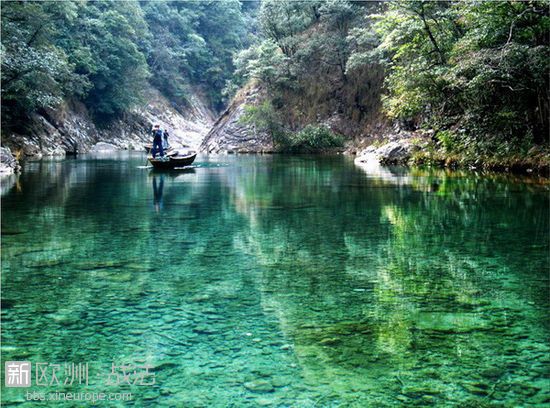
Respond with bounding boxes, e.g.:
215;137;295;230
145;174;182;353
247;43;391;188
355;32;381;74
352;137;549;179
6;146;549;183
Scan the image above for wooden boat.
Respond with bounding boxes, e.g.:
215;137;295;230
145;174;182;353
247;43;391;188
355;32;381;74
148;152;197;169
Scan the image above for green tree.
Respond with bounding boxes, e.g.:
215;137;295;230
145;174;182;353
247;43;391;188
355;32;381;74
449;1;549;144
230;0;379;142
67;1;151;118
141;1;200;107
143;0;248;111
1;1;88;128
1;0;253;132
259;0;321;57
369;0;549;144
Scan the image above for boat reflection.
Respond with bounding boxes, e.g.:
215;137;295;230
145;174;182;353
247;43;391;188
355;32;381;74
152;174;164;213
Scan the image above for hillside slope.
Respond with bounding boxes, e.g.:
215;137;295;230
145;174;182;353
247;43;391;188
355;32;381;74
200;85;273;154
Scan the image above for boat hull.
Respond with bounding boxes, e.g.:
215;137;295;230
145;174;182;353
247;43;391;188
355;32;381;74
148;153;197;169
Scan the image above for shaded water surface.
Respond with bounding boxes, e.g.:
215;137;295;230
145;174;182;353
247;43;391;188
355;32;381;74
1;154;549;407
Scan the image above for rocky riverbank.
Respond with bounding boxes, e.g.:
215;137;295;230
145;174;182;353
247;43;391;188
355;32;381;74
0;147;21;175
3;81;547;179
355;140;418;166
354;132;550;176
1;86;213;167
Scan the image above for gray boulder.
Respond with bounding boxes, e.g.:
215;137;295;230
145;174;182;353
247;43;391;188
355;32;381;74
356;140;415;165
44;145;66;157
376;141;412;164
91;142;119;152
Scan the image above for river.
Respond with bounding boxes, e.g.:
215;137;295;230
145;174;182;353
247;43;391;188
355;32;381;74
1;153;548;406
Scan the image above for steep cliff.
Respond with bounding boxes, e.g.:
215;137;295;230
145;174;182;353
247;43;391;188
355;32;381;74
200;85;273;154
2;87;214;159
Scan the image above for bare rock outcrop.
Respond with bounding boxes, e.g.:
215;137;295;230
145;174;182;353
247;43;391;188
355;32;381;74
200;85;273;154
90;142;119;152
0;147;21;176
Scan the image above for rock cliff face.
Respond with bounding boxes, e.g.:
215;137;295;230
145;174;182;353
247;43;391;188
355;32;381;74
2;87;214;159
200;85;273;154
0;147;21;175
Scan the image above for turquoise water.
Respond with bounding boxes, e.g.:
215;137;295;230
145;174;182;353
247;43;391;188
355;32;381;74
1;153;549;407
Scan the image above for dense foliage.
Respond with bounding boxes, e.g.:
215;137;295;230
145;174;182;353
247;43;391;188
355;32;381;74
240;101;343;152
1;0;251;130
233;0;549;157
142;0;253;110
366;1;549;147
231;0;384;138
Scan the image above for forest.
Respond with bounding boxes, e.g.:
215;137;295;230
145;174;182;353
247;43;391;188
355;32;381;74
1;0;549;168
1;0;255;122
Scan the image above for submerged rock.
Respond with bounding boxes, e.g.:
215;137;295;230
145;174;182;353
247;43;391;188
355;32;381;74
412;312;489;333
48;310;82;326
154;361;179;371
189;294;211;303
463;382;489;396
26;259;66;268
479;367;505;379
401;384;442;397
319;337;341;346
193;325;218;335
244;380;275;393
271;377;291;388
75;260;127;270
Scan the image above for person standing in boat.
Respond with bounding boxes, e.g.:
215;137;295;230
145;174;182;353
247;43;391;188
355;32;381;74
151;124;164;158
162;129;170;150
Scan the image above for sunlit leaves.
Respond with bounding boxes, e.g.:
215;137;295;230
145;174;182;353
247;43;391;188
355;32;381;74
367;0;549;144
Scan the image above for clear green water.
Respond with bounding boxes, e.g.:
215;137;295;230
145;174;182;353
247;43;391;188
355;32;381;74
1;154;549;407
